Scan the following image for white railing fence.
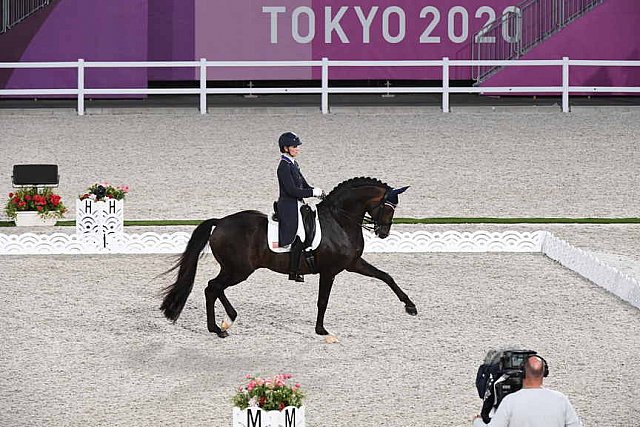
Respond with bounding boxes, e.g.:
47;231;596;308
1;57;639;115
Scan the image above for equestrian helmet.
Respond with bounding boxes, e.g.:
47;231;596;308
278;132;302;151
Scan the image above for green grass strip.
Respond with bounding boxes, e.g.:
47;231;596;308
2;217;640;227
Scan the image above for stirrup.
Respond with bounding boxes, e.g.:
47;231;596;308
288;273;304;282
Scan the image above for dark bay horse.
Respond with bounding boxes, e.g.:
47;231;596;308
160;177;417;340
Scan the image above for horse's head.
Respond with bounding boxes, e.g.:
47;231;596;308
322;178;409;239
367;185;409;238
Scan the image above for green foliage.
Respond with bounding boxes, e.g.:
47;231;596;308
5;187;67;219
232;374;304;411
79;182;129;202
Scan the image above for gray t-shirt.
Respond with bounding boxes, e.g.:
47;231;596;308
473;388;582;427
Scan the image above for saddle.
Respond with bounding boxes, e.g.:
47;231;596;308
268;202;321;254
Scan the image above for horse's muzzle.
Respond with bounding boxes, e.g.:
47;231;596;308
375;227;390;239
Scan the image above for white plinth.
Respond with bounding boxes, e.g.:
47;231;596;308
232;406;305;427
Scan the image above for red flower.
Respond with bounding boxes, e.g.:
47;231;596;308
24;195;32;201
8;192;13;198
259;397;266;407
36;206;43;212
278;402;285;411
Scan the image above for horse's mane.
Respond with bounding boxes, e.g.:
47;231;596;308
322;177;390;206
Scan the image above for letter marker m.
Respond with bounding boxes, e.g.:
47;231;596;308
285;407;296;426
247;409;261;427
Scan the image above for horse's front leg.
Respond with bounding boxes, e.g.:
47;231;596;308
346;257;417;315
316;273;339;343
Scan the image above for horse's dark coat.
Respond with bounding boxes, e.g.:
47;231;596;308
160;177;417;338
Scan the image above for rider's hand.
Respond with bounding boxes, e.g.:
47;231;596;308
312;188;324;198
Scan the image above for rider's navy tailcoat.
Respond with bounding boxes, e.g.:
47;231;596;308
277;156;313;246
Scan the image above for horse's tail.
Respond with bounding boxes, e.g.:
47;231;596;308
160;218;219;322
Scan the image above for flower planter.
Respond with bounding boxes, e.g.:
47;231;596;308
232;406;305;427
14;211;57;227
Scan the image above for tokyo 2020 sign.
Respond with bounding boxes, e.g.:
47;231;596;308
195;0;519;80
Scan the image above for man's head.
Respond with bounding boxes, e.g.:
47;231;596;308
523;355;547;387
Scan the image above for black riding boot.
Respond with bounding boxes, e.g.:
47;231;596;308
288;236;304;282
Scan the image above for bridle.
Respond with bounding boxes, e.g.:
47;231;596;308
364;192;396;234
328;190;395;234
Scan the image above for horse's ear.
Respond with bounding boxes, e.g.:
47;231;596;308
392;186;409;195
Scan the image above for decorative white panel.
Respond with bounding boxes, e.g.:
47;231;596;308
0;233;95;254
0;232;190;255
76;199;124;248
363;230;546;252
0;229;546;254
541;233;640;309
106;232;191;254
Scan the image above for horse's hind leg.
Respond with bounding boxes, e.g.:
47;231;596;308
218;291;237;331
204;270;249;338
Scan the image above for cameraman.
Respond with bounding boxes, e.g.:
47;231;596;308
472;355;582;427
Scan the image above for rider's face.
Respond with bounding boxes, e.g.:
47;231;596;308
286;145;300;157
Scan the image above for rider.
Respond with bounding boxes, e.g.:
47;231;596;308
277;131;324;282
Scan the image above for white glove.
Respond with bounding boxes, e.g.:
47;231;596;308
312;188;324;198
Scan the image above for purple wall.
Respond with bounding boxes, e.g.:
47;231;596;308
0;2;59;87
0;0;147;94
148;0;194;81
0;0;638;90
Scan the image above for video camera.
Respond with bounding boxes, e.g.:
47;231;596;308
475;349;542;423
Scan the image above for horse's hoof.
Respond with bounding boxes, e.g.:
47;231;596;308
324;335;340;344
405;305;418;316
221;317;233;331
216;330;229;338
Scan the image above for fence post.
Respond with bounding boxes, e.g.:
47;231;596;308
77;59;85;116
321;57;329;114
442;57;450;113
1;0;9;33
200;58;207;115
562;56;570;113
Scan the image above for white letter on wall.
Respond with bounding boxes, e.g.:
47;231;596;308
382;6;405;44
263;6;286;44
325;6;350;44
354;6;378;44
292;6;315;44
